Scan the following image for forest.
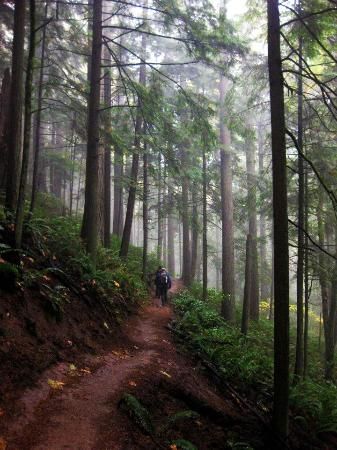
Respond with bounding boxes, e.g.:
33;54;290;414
0;0;336;449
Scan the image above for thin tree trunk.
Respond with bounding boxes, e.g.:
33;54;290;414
294;35;304;381
157;153;163;261
202;145;208;300
246;123;259;320
303;166;309;379
258;124;269;300
219;76;235;321
6;0;26;214
103;48;112;248
268;0;290;439
119;38;146;258
15;0;36;248
167;191;175;275
191;184;199;281
242;234;252;335
181;147;191;285
30;0;48;212
0;69;11;189
142;132;148;278
80;0;102;263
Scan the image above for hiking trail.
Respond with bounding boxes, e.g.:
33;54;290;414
2;281;253;450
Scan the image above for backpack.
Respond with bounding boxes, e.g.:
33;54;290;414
159;271;168;287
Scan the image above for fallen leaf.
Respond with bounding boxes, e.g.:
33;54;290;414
48;379;65;390
195;420;202;426
0;408;5;417
169;445;178;450
0;437;6;450
159;370;171;378
68;364;77;375
128;381;137;387
80;368;91;375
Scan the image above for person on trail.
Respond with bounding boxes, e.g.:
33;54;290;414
156;267;172;306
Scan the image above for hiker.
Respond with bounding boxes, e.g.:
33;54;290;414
155;267;172;306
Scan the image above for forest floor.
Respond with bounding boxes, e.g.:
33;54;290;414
0;280;269;450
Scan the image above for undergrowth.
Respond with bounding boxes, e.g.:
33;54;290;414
173;289;337;436
23;213;159;307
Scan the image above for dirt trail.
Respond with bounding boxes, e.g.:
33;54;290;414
2;282;249;450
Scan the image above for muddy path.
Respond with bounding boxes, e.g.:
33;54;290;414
2;282;259;450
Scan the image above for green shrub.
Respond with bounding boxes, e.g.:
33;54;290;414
173;289;337;434
0;262;19;292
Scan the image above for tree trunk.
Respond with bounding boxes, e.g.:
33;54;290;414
142;135;148;278
80;0;102;263
0;69;11;189
303;166;309;379
157;153;163;261
30;0;48;213
242;234;252;335
294;35;304;381
258;124;269;300
202;145;208;300
6;0;26;214
15;0;36;248
167;191;175;275
181;147;191;285
103;47;112;248
219;76;235;321
191;183;199;281
246;122;259;320
268;0;290;440
119;40;146;258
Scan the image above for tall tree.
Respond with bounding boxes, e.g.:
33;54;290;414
5;0;26;214
219;76;235;321
246;122;259;320
267;0;290;440
294;32;304;380
15;0;36;248
81;0;103;263
30;0;48;213
103;46;112;248
119;21;146;258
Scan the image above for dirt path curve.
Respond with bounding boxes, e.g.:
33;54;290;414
4;282;244;450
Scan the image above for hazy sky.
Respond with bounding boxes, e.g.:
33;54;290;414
226;0;247;18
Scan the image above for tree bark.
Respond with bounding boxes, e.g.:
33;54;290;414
0;69;11;189
142;134;148;278
119;34;146;258
181;147;191;285
80;0;102;263
6;0;26;214
202;145;208;300
219;76;235;321
246;122;259;320
294;35;304;381
15;0;36;248
167;191;175;275
258;124;269;300
30;0;48;213
242;234;252;335
157;153;163;261
103;47;112;248
191;183;199;281
268;0;290;440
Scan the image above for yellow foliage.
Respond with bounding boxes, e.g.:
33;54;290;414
48;379;65;390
